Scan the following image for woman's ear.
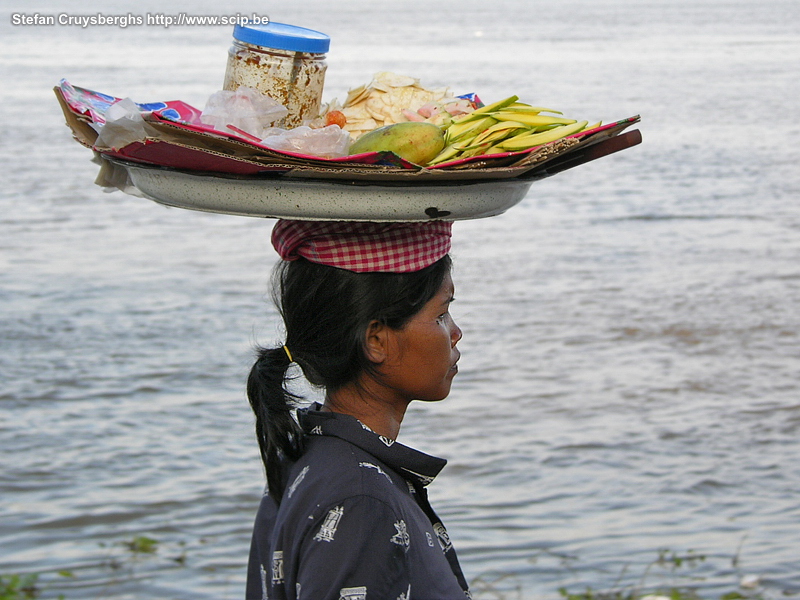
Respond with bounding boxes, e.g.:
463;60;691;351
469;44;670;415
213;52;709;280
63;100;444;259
364;320;391;364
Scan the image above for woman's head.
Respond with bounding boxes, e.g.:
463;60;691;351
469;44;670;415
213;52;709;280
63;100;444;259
247;253;454;498
361;266;462;404
276;253;453;392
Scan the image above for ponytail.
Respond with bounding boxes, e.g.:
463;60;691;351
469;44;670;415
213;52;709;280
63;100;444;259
246;345;304;502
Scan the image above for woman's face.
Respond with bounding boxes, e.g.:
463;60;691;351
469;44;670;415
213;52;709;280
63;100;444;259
379;271;462;403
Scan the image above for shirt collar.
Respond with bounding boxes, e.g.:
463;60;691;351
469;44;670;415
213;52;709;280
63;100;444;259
297;404;447;487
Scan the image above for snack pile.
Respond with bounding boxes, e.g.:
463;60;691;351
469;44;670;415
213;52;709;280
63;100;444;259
57;73;639;177
321;71;475;139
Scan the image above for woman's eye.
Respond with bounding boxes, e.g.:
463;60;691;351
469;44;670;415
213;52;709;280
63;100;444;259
437;299;454;323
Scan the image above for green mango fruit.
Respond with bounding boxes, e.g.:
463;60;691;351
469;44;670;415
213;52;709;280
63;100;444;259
349;122;446;165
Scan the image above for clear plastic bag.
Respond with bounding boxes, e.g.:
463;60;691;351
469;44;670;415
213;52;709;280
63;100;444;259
200;87;289;137
94;98;159;150
259;125;351;158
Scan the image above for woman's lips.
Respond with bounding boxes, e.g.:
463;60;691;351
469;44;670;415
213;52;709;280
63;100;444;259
450;351;460;373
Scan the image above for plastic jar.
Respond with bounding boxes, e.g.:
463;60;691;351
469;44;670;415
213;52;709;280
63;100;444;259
223;22;330;129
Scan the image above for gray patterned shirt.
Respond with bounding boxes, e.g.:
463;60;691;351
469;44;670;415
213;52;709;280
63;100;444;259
246;405;471;600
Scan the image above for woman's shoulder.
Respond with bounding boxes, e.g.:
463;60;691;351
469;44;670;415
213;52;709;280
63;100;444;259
280;434;413;515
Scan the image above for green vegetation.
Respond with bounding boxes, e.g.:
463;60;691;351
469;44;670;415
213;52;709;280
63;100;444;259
0;533;163;599
0;571;72;600
120;535;158;555
0;573;40;600
1;539;771;600
468;544;768;600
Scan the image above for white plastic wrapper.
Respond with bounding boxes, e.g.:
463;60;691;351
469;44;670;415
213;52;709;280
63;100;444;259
94;97;160;150
200;87;289;137
259;125;351;158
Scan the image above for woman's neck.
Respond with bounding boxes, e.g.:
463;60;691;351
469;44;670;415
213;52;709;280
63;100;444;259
323;380;409;440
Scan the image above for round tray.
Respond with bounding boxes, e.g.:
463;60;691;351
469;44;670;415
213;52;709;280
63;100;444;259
118;160;534;222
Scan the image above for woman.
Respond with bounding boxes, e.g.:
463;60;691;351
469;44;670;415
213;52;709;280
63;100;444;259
245;220;470;600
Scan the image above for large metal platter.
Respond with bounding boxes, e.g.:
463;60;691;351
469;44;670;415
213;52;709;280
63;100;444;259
119;160;533;222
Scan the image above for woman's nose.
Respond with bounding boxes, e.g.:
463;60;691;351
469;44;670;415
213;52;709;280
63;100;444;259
451;320;462;346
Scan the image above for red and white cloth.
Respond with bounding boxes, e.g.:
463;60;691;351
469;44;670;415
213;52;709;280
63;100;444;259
271;220;452;273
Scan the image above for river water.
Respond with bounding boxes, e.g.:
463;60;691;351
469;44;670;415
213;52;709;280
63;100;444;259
1;0;799;598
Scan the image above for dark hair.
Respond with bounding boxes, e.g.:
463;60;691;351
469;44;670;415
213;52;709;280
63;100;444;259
247;254;452;500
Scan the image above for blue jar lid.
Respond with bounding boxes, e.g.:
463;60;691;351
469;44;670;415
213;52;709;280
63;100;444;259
232;22;330;54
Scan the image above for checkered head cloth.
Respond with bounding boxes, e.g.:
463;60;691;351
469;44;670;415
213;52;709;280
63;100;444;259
271;220;453;273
